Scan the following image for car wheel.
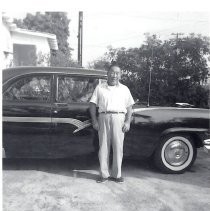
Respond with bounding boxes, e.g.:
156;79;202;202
154;134;197;174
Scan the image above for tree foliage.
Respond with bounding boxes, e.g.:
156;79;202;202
14;12;78;67
90;35;210;108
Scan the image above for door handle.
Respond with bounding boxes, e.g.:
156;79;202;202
55;103;68;107
76;115;88;119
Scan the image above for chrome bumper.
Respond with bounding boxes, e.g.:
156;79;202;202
203;139;210;153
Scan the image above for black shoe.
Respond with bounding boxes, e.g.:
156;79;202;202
114;177;124;183
96;177;109;183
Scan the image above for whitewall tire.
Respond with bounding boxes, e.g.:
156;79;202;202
154;134;197;174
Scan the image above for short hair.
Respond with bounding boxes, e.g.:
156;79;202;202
108;63;121;71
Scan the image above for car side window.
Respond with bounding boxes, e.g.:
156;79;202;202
3;75;51;102
57;76;99;103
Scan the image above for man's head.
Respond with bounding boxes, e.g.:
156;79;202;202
107;65;121;86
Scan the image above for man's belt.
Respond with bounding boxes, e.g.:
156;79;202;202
100;111;125;114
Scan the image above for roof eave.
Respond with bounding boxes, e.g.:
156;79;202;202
11;28;58;50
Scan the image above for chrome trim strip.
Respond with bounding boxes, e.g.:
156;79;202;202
52;118;92;133
3;116;51;123
133;107;198;112
3;116;92;133
51;118;90;128
56;76;59;102
203;139;210;145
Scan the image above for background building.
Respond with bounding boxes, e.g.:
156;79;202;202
2;14;58;68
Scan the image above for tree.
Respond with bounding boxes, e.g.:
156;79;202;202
14;12;78;67
88;57;110;71
90;34;210;108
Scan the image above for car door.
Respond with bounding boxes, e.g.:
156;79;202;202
50;74;99;158
3;73;53;158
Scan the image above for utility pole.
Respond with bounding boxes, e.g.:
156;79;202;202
147;44;153;107
171;33;184;39
172;33;184;55
78;11;83;67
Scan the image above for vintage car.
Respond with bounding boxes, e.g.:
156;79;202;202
2;66;210;174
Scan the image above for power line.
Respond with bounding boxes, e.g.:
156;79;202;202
171;33;184;39
86;12;209;23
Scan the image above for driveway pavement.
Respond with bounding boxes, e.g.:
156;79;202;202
3;149;210;211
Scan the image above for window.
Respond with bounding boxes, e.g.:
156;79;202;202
57;76;99;103
4;75;51;102
13;44;37;66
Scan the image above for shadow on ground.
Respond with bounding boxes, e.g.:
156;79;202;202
3;150;210;188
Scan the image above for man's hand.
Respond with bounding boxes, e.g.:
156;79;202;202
90;102;99;131
122;121;130;133
92;121;99;131
122;105;132;133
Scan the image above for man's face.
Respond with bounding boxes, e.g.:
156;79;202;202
107;66;121;86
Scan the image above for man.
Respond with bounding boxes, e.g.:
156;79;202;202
89;64;134;183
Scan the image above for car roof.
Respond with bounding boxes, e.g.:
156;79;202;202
3;66;107;83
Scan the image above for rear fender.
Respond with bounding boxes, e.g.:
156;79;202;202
161;127;207;147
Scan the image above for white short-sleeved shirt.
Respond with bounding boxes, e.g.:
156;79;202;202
90;82;135;113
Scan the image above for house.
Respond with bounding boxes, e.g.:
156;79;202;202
1;14;58;68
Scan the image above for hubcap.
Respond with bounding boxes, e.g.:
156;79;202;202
164;140;189;166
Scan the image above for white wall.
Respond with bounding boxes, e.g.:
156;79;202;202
2;23;12;52
11;32;51;66
1;17;55;68
11;32;50;55
1;23;13;68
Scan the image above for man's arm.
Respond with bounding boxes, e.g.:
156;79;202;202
122;105;133;133
89;102;99;131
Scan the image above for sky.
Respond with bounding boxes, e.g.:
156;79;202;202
68;11;210;66
2;0;210;67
